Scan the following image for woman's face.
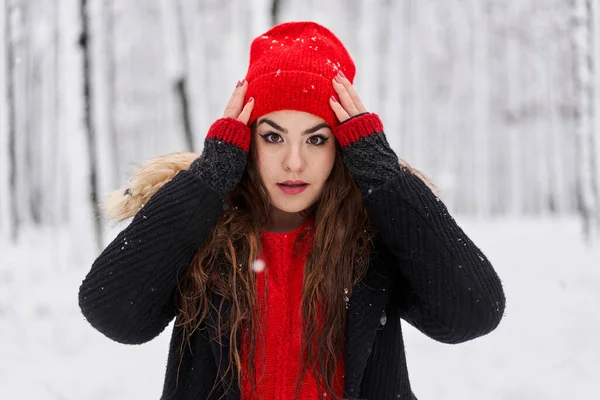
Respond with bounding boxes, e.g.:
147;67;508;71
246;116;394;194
254;110;336;215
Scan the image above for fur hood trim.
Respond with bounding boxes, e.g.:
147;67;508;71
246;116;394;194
100;152;199;223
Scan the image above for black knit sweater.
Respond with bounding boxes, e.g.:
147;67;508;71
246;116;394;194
78;113;506;399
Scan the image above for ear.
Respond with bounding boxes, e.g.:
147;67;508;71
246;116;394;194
99;152;200;222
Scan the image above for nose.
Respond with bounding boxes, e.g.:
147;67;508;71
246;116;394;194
283;145;306;173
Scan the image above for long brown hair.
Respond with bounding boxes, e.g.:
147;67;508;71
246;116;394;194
98;117;438;399
174;122;376;399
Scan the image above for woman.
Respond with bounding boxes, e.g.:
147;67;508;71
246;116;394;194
79;21;506;400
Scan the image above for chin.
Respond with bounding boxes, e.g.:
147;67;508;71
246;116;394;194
269;198;314;213
268;187;318;214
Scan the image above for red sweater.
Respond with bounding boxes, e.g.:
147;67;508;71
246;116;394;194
240;217;345;399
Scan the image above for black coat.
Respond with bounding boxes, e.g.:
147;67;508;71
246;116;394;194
78;165;505;399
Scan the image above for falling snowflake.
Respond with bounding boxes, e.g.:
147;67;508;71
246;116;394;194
343;288;350;309
252;259;265;273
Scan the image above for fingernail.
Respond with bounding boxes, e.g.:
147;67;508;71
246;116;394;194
240;79;246;86
338;70;346;78
334;75;342;83
330;95;337;103
248;97;254;103
236;80;242;88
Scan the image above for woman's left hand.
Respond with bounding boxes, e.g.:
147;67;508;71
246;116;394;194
329;70;368;123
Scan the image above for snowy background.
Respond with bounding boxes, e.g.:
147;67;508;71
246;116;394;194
1;0;600;399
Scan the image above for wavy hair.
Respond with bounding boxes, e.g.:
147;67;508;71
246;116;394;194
175;121;377;400
99;120;438;400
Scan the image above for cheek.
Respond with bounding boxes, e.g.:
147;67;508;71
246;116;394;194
256;146;274;180
319;147;336;178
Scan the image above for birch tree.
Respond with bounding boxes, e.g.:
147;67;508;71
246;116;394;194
1;0;18;241
572;0;600;242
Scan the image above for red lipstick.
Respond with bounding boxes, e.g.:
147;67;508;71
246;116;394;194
277;180;309;195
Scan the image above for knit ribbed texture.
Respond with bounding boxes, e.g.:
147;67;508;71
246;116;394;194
337;113;403;198
358;303;411;399
363;167;506;344
339;112;505;398
245;21;356;128
241;217;345;400
188;117;250;197
334;111;384;148
342;244;397;399
78;114;505;400
340;112;505;345
78;170;225;345
205;117;252;152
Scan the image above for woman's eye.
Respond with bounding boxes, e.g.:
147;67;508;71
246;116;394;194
260;132;329;146
262;132;282;143
308;135;329;146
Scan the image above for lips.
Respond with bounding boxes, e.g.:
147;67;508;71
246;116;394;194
279;180;307;186
277;182;309;195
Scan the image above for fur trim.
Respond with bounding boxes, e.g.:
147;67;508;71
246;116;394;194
100;152;199;222
99;152;439;223
399;158;440;197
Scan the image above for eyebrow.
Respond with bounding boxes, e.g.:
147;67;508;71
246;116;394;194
257;119;330;135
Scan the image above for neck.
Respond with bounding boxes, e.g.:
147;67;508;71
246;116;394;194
264;206;307;233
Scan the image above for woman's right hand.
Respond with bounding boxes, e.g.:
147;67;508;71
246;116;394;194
224;79;254;123
187;79;255;197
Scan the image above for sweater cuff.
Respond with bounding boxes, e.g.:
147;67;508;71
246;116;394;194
334;112;383;148
337;113;402;197
205;117;251;152
188;117;250;197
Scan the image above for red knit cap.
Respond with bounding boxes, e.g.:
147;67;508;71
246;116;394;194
244;21;356;129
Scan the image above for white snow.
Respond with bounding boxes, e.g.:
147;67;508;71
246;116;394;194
252;258;265;273
1;217;599;399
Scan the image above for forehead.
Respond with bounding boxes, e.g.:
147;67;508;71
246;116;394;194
257;110;326;127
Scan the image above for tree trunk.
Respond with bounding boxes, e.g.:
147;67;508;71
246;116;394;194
79;0;102;249
572;0;600;242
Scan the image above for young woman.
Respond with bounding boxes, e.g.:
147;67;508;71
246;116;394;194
79;21;506;400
